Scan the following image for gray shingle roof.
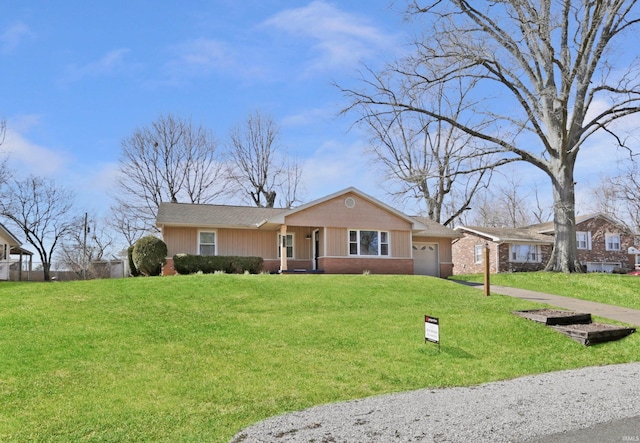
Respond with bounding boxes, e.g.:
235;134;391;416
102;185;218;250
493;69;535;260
455;225;553;243
529;212;630;234
157;202;288;228
411;216;462;238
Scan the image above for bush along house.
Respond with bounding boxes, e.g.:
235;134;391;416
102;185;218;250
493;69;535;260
452;213;637;274
156;187;461;277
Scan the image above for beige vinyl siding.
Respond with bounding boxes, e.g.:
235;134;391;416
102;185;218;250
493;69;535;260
163;226;198;256
391;230;411;258
287;226;312;260
285;192;412;231
325;227;348;256
218;229;276;258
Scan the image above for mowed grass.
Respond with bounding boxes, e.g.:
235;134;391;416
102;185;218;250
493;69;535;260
1;274;638;442
452;272;640;310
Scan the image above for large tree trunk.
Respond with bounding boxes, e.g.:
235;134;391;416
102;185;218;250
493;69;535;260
42;262;52;282
544;161;583;273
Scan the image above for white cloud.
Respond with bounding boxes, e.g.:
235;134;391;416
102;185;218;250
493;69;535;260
262;0;397;74
0;21;35;54
3;122;69;176
60;48;132;84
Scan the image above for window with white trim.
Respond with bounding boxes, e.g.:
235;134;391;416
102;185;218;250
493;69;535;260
474;245;484;264
605;233;621;251
277;234;294;258
576;231;591;250
348;230;389;256
510;244;541;262
199;231;216;256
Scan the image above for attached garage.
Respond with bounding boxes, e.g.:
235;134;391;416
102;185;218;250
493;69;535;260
413;242;440;276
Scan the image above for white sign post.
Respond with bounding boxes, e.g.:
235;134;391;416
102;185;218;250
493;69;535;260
424;315;440;351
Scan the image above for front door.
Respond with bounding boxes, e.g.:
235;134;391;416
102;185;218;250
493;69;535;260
413;243;439;277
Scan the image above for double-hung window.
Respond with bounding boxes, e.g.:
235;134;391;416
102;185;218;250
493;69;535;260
576;231;591;250
277;234;294;258
349;230;389;256
199;231;216;256
510;244;540;262
474;245;484;264
605;233;621;251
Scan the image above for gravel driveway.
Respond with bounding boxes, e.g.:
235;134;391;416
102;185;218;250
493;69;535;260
231;362;640;442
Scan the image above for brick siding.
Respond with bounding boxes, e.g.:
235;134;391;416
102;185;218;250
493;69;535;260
453;216;634;274
319;257;413;274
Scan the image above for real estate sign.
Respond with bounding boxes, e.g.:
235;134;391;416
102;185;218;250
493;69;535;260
424;315;440;345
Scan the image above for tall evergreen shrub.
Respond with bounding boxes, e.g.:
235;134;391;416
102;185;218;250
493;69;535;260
132;236;168;276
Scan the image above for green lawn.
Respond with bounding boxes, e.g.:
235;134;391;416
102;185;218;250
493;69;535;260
451;272;640;310
1;274;638;442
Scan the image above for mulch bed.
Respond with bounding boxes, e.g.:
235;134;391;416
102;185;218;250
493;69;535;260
513;309;635;346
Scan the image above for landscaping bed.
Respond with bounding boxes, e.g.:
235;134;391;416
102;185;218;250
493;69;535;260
513;309;591;325
513;308;635;346
551;323;636;346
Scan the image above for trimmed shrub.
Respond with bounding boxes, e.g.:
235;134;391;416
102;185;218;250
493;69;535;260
132;236;168;276
173;254;263;275
127;245;141;277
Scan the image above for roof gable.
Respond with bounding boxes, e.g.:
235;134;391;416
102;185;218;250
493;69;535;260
0;222;22;247
455;225;554;244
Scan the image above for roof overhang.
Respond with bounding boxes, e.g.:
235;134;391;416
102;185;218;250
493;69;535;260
454;226;554;244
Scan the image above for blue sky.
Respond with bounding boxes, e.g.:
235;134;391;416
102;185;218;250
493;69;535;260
1;0;409;216
1;0;636;224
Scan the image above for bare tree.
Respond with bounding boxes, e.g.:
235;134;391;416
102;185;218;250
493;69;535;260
589;163;640;231
108;201;147;247
227;110;303;208
341;1;640;272
353;78;499;225
58;214;115;279
0;176;76;281
114;113;224;232
470;170;552;227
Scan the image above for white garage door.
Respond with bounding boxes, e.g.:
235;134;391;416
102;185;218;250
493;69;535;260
413;243;439;277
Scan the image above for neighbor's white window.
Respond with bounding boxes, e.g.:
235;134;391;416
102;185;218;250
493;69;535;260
199;231;216;256
510;244;541;262
348;230;389;256
474;245;484;264
576;231;591;250
605;233;621;251
277;234;294;258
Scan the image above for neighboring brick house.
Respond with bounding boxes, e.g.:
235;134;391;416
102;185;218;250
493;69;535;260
452;213;637;274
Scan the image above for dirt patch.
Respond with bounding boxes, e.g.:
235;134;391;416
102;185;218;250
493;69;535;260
513;309;591;325
513;309;635;345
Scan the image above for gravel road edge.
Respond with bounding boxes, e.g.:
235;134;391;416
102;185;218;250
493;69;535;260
231;362;640;442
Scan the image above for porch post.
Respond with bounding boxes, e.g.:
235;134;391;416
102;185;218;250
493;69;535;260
280;225;288;272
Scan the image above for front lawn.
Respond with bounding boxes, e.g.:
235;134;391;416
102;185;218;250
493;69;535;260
451;272;640;310
1;274;638;442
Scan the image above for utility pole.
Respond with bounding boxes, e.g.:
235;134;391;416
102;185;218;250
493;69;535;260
82;212;88;280
483;242;490;296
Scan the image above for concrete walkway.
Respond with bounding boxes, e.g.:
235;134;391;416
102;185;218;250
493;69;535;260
462;282;640;327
